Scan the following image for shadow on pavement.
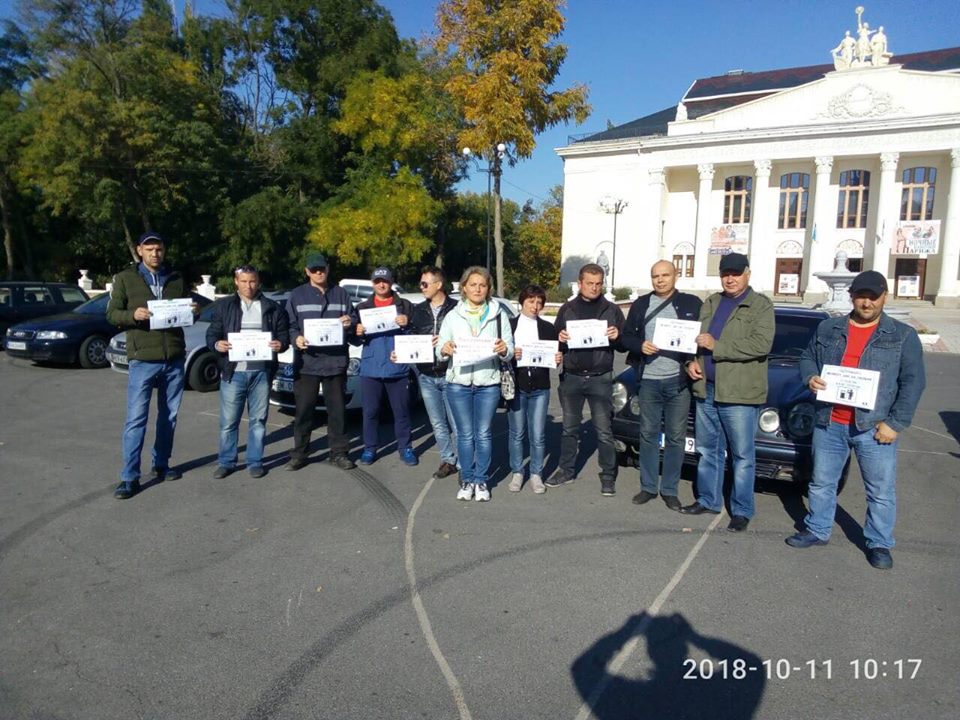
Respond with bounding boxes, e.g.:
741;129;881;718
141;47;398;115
572;612;765;720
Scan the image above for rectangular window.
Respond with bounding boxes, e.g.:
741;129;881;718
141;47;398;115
900;167;936;221
778;173;809;229
837;170;870;229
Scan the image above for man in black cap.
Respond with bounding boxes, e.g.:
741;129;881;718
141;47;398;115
788;270;925;569
285;252;358;471
681;253;774;531
107;231;199;499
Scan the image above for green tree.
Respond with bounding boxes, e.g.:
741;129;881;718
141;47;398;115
433;0;590;294
505;185;562;292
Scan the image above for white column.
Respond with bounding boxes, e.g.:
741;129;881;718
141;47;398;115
870;152;900;280
638;166;666;287
936;148;960;306
693;163;715;286
806;156;835;294
749;159;774;292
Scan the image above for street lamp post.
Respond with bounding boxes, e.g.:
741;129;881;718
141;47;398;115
463;144;507;295
599;196;628;290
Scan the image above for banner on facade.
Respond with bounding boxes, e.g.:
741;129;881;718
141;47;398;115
709;224;750;255
891;220;940;255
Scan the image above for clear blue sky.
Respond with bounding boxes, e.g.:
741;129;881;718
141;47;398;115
3;1;958;206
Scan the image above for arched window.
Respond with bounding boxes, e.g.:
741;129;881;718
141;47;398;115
672;242;695;278
900;167;936;221
778;173;809;229
723;176;752;224
836;170;870;228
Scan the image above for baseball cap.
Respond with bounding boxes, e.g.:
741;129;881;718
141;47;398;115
305;252;328;269
137;232;164;246
849;270;888;295
718;252;750;273
371;267;394;283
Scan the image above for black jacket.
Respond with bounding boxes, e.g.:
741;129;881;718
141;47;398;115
509;315;559;392
621;291;702;379
206;292;291;382
554;294;625;376
285;283;356;377
409;295;458;376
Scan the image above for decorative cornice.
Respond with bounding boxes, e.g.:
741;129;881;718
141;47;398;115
697;163;715;181
880;152;900;171
815;156;834;174
754;159;772;178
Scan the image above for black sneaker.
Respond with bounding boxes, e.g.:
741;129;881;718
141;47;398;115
213;466;233;479
727;515;750;532
148;466;182;482
661;495;682;512
867;547;893;570
632;490;657;505
113;480;140;500
544;470;574;487
249;465;266;479
600;480;616;497
330;454;356;471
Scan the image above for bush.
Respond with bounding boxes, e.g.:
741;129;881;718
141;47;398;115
613;286;633;301
545;284;572;303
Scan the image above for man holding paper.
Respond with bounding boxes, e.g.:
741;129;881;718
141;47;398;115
207;266;290;479
107;232;199;499
621;261;702;510
285;253;358;471
548;263;625;496
788;271;925;570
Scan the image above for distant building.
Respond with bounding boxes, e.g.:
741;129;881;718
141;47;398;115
557;26;960;305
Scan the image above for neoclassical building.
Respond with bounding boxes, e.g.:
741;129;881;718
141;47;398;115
557;24;960;306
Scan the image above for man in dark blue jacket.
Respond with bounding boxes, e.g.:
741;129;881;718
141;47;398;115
207;266;290;479
621;261;701;511
788;270;925;570
285;253;358;471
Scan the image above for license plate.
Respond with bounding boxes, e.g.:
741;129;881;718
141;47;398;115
274;379;293;393
107;352;126;365
6;341;26;350
660;434;696;453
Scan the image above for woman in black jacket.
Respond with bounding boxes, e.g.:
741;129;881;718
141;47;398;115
507;285;562;494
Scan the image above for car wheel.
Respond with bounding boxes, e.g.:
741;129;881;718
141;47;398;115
78;335;109;369
188;352;220;392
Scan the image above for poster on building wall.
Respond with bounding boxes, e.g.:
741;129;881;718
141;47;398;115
891;220;940;255
778;274;800;295
709;224;750;254
897;275;921;298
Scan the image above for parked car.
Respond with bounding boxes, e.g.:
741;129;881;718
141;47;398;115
339;278;405;306
1;282;89;339
5;292;121;368
106;293;218;390
610;306;847;489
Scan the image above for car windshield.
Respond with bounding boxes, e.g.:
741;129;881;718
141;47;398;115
73;293;112;315
770;316;822;357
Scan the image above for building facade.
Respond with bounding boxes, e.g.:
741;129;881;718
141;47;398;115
557;34;960;306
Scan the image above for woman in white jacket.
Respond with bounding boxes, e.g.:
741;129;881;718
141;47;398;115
438;266;514;502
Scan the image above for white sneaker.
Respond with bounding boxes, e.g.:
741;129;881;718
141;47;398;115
474;483;491;502
508;473;524;492
529;474;546;494
456;482;474;501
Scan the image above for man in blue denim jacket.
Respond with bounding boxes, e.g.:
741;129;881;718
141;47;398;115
787;271;925;570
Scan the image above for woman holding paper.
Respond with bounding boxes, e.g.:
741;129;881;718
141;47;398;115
507;285;561;495
438;267;514;502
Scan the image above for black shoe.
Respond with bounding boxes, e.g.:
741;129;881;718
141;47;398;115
285;458;307;472
249;465;266;479
113;480;140;500
632;490;657;505
785;530;828;548
148;466;182;482
330;454;356;471
213;466;233;479
600;480;616;497
433;462;458;479
680;502;720;515
544;470;574;488
661;494;682;512
867;547;893;570
727;515;750;532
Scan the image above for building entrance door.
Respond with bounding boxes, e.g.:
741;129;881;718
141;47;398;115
774;258;803;296
894;258;926;299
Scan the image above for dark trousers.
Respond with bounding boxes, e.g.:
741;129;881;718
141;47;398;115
637;375;690;496
558;372;617;482
291;373;349;461
360;375;412;452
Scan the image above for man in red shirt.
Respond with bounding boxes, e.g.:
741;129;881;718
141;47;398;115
788;271;926;570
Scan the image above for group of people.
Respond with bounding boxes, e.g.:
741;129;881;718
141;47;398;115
107;233;924;569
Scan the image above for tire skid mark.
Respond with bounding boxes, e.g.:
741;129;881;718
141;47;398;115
345;467;407;523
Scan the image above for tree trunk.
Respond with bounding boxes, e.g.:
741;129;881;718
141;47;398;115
122;216;138;263
493;173;504;296
0;179;15;279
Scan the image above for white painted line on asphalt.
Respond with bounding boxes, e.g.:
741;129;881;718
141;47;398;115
897;448;955;456
573;512;725;720
910;423;958;444
197;410;287;429
405;477;473;720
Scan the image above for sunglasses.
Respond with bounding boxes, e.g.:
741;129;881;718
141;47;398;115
234;265;258;274
419;281;436;289
307;266;327;274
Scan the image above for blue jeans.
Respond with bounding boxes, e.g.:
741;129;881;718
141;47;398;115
219;370;270;469
417;372;457;465
447;383;501;485
637;375;690;497
805;422;898;548
507;388;550;476
120;359;185;482
694;383;759;517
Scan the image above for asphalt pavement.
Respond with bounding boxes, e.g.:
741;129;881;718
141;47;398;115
1;353;958;720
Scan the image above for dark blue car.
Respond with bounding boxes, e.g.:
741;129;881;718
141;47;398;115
610;306;846;488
